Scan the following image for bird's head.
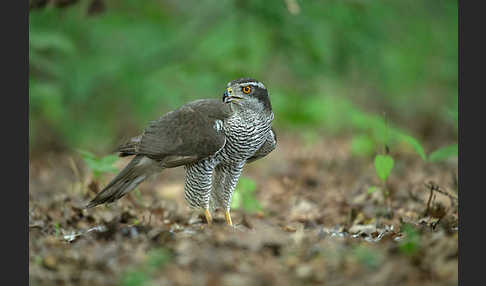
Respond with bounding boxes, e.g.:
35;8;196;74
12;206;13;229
223;78;272;113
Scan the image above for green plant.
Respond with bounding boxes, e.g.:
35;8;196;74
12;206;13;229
231;177;262;213
349;109;457;163
428;143;458;162
146;248;171;269
396;133;427;161
121;248;171;286
367;186;380;194
351;134;376;157
374;154;395;183
78;149;119;178
122;271;149;286
353;245;383;270
399;223;421;256
54;222;61;236
391;129;457;163
369;113;394;194
371;153;394;201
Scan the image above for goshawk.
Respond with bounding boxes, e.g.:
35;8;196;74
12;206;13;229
86;78;276;226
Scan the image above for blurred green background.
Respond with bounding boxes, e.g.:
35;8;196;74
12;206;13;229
29;0;457;157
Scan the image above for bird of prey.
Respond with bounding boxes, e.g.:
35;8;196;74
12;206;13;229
86;78;276;226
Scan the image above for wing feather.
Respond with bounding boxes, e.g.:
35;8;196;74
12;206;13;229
117;99;232;167
247;127;277;163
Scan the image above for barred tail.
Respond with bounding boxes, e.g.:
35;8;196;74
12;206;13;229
85;155;153;208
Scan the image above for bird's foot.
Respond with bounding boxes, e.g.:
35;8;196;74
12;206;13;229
225;210;233;226
204;208;213;225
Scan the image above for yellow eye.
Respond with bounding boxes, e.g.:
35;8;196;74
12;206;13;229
242;86;252;94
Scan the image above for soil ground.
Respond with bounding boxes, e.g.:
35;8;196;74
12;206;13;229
29;134;458;286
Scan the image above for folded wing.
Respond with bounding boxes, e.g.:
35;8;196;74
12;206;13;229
118;99;232;167
247;127;277;163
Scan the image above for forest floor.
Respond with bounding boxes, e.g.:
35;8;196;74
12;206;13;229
29;134;458;286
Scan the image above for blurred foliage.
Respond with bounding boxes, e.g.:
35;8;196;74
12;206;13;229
351;134;375;157
429;143;458;162
352;245;383;270
78;149;119;178
367;186;379;194
399;223;421;256
29;0;458;156
121;248;171;286
231;176;261;213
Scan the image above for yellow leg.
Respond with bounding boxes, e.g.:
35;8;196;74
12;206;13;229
225;210;233;226
204;209;213;225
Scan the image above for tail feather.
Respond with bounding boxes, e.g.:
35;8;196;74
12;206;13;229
117;135;141;157
85;155;152;208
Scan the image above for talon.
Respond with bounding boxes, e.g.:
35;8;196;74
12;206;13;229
225;210;233;226
204;209;213;225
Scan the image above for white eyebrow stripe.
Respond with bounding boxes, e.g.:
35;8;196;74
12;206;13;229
235;82;266;89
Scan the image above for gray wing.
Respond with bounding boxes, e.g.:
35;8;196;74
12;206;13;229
117;99;232;167
247;127;277;163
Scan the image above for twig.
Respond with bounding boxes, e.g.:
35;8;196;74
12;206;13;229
424;181;458;215
425;184;434;216
424;181;458;202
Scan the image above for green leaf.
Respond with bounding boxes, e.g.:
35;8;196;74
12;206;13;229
399;223;420;256
368;186;379;194
147;248;171;269
353;245;383;270
351;135;376;157
78;150;119;178
121;270;149;286
397;133;427;161
120;248;170;286
230;191;242;209
428;144;458;162
77;149;96;159
231;177;261;213
374;155;394;182
101;154;120;165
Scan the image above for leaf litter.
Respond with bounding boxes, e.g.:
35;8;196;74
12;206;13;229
29;134;458;285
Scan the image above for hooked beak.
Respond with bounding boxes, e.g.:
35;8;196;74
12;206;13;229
223;87;242;103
